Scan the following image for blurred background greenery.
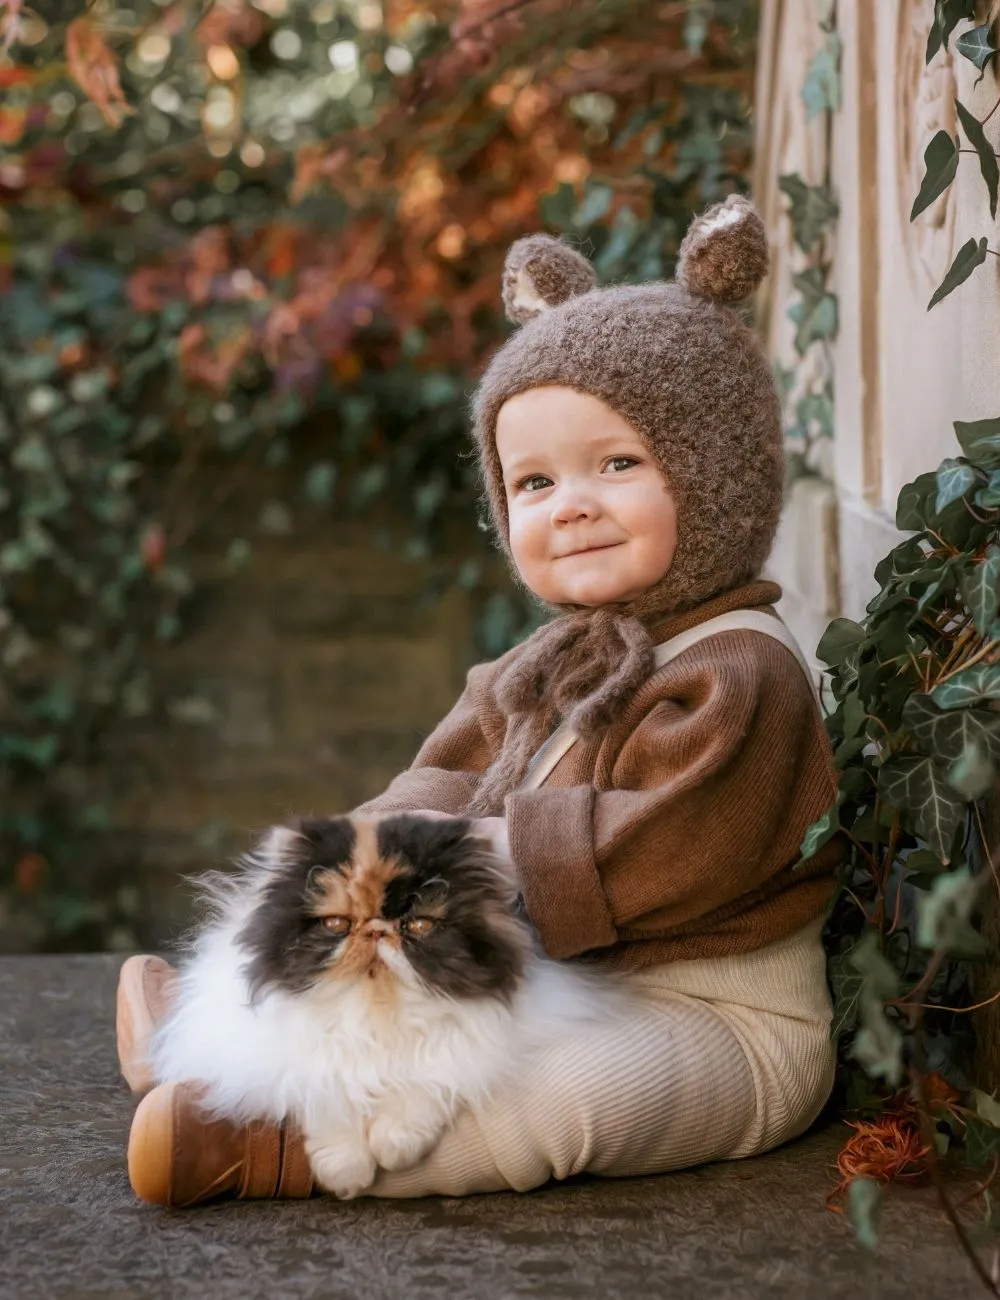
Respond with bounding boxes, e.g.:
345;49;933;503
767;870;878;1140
0;0;757;950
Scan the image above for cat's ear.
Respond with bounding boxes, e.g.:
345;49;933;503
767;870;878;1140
254;824;310;869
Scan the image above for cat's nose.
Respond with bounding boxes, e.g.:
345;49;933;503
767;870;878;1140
361;919;392;936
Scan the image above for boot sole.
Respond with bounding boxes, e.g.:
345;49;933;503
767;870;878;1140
128;1083;177;1205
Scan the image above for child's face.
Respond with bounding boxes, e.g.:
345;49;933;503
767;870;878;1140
496;386;677;607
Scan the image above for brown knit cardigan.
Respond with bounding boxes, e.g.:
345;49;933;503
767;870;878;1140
358;580;840;971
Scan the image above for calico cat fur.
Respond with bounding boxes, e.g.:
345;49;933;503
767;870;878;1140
150;812;628;1199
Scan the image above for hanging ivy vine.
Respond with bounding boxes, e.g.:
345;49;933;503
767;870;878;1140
809;3;1000;1282
775;0;839;486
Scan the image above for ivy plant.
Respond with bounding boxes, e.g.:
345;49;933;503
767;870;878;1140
776;2;840;487
808;417;1000;1262
914;4;1000;309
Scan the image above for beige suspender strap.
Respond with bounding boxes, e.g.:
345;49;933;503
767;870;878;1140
650;608;815;681
520;610;815;793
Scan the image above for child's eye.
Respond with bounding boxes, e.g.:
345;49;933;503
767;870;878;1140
605;456;639;473
517;474;553;493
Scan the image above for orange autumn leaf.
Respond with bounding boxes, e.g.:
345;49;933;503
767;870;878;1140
290;144;350;206
827;1113;931;1212
0;105;27;146
65;17;132;129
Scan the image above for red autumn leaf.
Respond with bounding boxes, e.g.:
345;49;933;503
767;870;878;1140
15;851;46;893
0;63;32;88
140;522;166;572
65;17;132;129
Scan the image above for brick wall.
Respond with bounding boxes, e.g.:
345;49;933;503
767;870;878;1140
98;485;482;946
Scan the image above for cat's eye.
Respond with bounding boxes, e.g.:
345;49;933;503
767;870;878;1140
403;917;436;938
321;915;352;936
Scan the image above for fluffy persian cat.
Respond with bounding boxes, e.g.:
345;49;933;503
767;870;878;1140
150;812;623;1198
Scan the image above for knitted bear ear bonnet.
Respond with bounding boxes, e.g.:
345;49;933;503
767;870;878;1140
465;195;785;817
472;192;783;618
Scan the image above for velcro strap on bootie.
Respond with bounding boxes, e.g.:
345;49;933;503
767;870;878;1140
237;1120;315;1199
238;1119;282;1198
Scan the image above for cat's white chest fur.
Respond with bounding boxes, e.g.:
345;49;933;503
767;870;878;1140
150;912;622;1198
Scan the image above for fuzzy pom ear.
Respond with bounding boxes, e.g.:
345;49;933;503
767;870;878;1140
501;234;596;325
676;194;769;305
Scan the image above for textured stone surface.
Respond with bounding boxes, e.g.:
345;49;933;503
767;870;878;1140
0;955;981;1299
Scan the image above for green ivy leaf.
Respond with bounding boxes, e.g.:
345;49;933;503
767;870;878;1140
959;544;1000;633
849;930;902;1001
873;536;927;586
974;1088;1000;1127
955;417;1000;470
955;22;999;72
834;691;870;764
539;182;578;231
976;469;1000;508
572;182;613;229
683;0;711;56
878;754;966;861
910;131;960;221
916;866;986;956
948;740;996;800
902;693;1000;766
904;847;950;876
800;799;842;860
796;389;835;438
847;1177;882;1252
817;617;866;667
594;206;640;277
931;663;1000;710
787;289;838;354
777;175;839;254
829;948;865;1039
928;236;988;310
853;1000;904;1086
801;33;842;121
926;0;977;64
965;1114;1000;1168
895;471;938;530
935;457;980;511
955;98;999;219
303;461;337;505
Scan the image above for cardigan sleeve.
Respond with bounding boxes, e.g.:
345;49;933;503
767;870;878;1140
354;664;495;817
505;637;836;960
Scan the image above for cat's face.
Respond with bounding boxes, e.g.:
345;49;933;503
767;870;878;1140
236;814;530;1003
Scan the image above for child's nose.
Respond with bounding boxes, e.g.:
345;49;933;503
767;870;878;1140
550;484;598;525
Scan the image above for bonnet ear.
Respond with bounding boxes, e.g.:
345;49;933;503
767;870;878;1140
501;234;596;325
676;194;769;305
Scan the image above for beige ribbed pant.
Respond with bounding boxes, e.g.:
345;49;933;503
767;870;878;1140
364;917;836;1197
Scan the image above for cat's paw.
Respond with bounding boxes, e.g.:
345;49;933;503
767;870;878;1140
305;1136;377;1200
366;1112;442;1173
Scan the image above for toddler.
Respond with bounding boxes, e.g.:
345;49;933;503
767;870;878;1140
120;194;840;1206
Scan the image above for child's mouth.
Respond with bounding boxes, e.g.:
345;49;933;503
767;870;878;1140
558;542;621;559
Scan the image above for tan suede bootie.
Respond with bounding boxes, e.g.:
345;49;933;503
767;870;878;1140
116;954;180;1093
128;1082;315;1207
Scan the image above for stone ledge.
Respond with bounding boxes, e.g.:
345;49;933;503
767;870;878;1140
0;955;976;1299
